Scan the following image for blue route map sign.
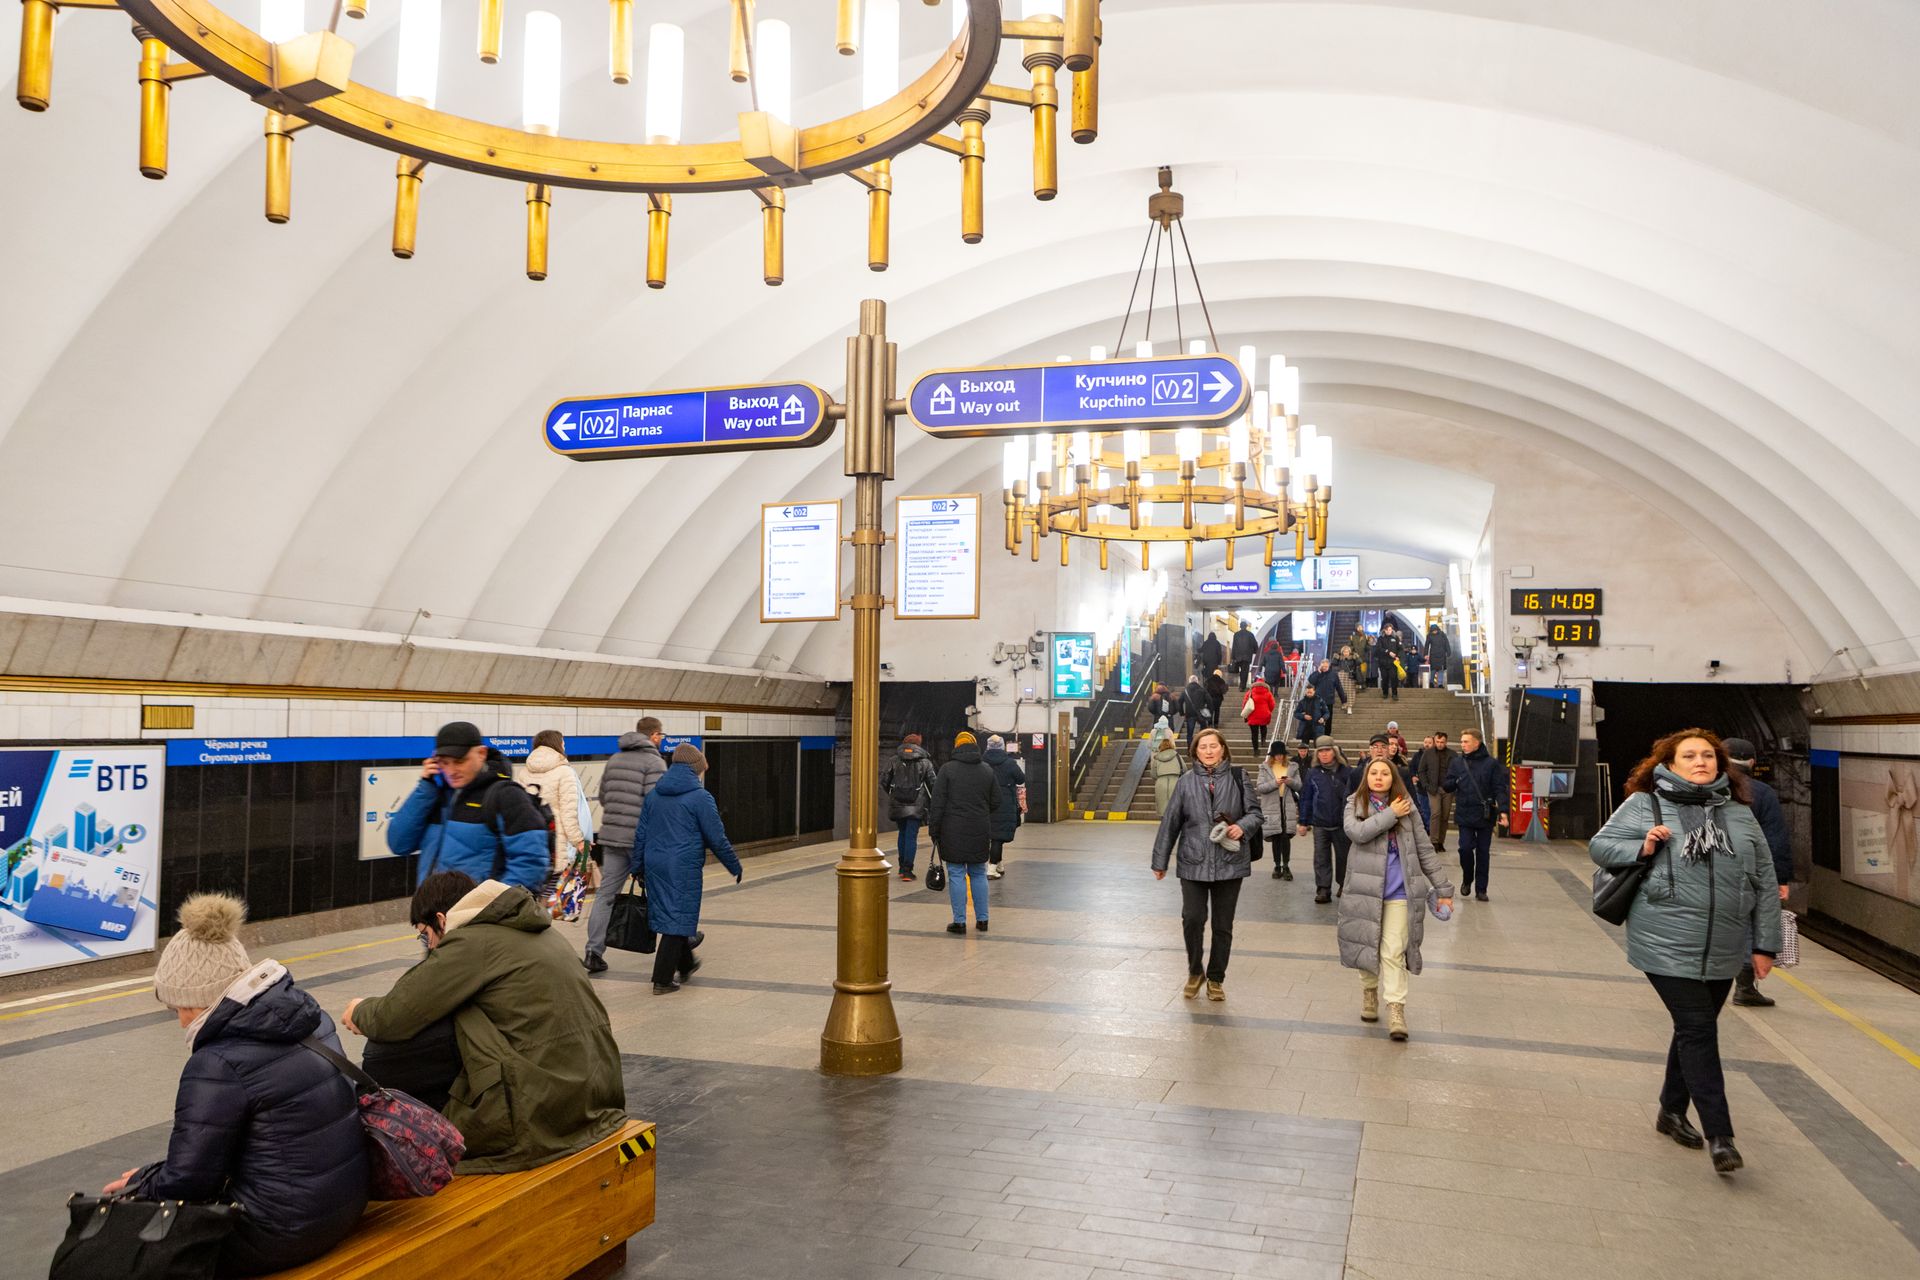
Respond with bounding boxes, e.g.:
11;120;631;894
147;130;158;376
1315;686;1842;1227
544;381;832;460
906;354;1248;437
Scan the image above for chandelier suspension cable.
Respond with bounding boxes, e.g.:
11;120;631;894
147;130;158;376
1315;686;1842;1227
736;0;763;114
1111;220;1159;355
1170;220;1186;353
1142;221;1164;351
1176;219;1222;352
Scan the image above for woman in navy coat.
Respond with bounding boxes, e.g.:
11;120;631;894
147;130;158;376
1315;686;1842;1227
636;745;744;992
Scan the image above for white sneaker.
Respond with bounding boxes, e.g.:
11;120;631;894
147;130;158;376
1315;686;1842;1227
987;865;1004;879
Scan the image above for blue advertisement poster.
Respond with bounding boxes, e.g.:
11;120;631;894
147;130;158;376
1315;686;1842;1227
1051;633;1096;700
1119;625;1133;696
0;746;165;977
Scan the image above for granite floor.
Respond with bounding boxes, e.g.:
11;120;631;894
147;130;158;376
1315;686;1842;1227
3;825;1919;1279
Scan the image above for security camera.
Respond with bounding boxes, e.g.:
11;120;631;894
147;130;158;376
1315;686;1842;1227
880;662;895;673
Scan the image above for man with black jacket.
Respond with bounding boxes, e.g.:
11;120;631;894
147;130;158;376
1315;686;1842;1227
584;716;668;973
1199;630;1224;677
1418;732;1458;850
929;731;1001;934
1296;738;1357;904
1724;737;1793;1007
1425;623;1453;688
1375;622;1405;701
1442;730;1508;901
1230;621;1258;691
1307;658;1349;718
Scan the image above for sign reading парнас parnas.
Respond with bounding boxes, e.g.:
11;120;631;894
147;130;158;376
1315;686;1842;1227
0;746;164;978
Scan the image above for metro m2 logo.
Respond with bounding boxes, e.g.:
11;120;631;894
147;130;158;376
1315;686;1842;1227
578;408;619;439
1150;373;1198;406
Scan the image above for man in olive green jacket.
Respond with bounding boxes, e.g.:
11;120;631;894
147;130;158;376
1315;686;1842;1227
344;873;627;1173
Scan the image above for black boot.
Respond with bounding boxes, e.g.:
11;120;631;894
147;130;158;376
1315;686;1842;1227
1655;1110;1704;1149
1709;1138;1743;1174
1732;965;1775;1007
1281;864;1293;880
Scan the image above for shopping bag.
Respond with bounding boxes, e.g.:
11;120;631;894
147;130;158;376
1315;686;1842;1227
51;1196;239;1280
1778;908;1801;967
606;876;657;954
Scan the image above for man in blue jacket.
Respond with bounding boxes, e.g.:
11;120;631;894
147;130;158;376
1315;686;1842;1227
1296;737;1356;904
1442;730;1508;901
388;721;551;892
1724;737;1793;1007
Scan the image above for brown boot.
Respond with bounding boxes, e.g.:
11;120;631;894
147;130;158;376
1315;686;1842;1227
1361;988;1379;1023
1206;980;1225;1002
1183;974;1204;999
1387;1003;1409;1041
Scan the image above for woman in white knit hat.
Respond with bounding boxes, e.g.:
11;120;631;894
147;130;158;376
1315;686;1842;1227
99;893;369;1274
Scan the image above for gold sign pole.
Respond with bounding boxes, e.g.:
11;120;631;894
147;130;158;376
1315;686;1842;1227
821;298;904;1076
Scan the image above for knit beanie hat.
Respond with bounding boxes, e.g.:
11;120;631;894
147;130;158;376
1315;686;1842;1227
955;730;977;748
154;894;251;1010
671;743;708;771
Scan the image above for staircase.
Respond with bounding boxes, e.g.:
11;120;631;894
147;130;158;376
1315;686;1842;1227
1317;684;1475;759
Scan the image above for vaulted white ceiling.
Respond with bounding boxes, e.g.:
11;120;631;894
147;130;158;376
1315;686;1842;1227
3;0;1916;677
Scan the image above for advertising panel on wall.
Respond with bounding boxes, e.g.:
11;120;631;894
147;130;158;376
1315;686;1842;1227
1051;633;1096;700
0;745;165;977
1837;756;1920;906
359;758;625;861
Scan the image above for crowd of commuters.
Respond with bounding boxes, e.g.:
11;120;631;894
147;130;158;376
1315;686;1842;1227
87;676;1794;1277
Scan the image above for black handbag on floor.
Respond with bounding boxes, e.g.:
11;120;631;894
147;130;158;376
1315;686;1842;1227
50;1194;240;1280
606;874;657;954
1593;795;1664;926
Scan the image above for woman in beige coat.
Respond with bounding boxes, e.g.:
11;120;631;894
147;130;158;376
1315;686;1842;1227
1151;732;1184;816
523;730;587;870
1339;759;1454;1041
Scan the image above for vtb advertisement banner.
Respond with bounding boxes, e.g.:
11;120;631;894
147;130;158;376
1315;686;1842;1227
0;746;165;977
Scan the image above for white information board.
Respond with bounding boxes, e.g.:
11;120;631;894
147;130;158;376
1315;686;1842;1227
895;494;981;619
760;500;842;623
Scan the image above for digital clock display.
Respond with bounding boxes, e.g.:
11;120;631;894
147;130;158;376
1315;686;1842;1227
1510;588;1603;615
1547;619;1600;646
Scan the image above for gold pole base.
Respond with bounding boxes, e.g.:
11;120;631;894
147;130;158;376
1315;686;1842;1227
818;846;902;1077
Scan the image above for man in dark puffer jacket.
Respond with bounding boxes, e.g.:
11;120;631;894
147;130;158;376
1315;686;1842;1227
105;894;368;1275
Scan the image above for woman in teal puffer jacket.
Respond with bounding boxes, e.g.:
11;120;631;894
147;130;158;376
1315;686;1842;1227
1590;728;1782;1178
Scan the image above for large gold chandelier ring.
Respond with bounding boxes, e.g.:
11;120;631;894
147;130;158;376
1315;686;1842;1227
113;0;1007;193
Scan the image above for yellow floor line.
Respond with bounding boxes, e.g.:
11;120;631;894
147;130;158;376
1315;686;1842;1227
1774;969;1920;1072
0;933;415;1023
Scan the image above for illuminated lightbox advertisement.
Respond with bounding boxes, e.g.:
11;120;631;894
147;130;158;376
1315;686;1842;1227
0;746;164;978
1052;633;1096;700
762;500;844;623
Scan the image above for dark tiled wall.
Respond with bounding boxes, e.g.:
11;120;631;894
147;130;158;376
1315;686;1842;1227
158;739;830;931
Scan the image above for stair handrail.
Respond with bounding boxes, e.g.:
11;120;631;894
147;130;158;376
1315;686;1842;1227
1069;650;1162;791
1111;736;1158;817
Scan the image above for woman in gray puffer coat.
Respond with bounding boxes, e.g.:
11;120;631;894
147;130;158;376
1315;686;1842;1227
1150;728;1262;1002
1340;758;1453;1042
1589;728;1781;1177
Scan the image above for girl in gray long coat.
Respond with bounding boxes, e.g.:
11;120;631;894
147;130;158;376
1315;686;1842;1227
1340;758;1454;1041
1150;728;1263;1001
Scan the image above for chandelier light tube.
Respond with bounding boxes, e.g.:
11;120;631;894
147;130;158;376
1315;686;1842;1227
523;11;562;136
757;18;793;122
16;0;53;111
396;0;442;108
526;182;552;280
646;193;671;288
260;0;302;42
958;103;988;243
1136;340;1153;358
645;23;684;143
609;0;633;84
1238;344;1257;383
1175;427;1201;463
1228;416;1250;466
264;111;296;222
479;0;503;63
1063;0;1096;70
760;187;785;285
1021;10;1062;201
1122;429;1145;465
392;157;425;258
1313;434;1334;487
861;0;899;109
137;35;170;178
838;0;862;56
729;0;754;82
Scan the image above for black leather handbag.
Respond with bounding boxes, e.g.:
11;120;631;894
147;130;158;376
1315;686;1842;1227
50;1194;240;1280
605;875;657;954
925;838;946;892
1593;795;1663;926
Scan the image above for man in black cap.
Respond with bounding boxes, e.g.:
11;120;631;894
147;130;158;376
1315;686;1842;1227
386;721;553;891
1724;737;1792;1007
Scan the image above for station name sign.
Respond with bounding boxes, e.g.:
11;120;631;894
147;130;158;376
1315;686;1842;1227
545;381;831;460
906;353;1248;438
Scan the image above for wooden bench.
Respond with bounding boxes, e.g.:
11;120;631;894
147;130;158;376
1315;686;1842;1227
266;1120;656;1280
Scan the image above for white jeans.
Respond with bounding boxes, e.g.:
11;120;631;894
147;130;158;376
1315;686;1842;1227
1361;898;1410;1006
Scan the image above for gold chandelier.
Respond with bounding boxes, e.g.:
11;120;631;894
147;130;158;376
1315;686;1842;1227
15;0;1104;282
1003;168;1334;572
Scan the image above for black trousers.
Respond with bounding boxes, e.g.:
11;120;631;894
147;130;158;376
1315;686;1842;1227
1233;660;1250;691
652;933;695;986
1180;877;1243;982
1249;722;1268;752
361;1014;462;1113
1312;824;1351;891
989;838;1005;866
1646;973;1735;1139
1267;832;1291;867
1378;661;1400;698
1458;823;1494;895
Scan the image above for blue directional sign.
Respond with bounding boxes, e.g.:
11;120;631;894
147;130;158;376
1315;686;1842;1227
906;353;1248;438
544;381;832;460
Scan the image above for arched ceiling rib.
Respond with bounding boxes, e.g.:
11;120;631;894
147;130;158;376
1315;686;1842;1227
2;1;1916;676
